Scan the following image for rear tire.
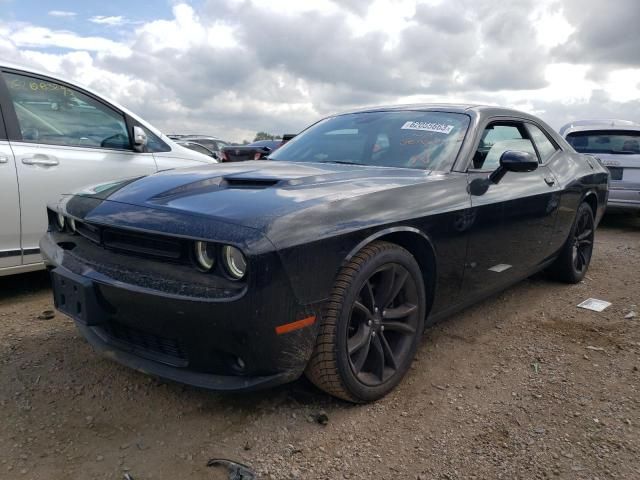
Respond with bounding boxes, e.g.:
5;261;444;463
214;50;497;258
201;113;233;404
305;241;426;403
549;202;595;283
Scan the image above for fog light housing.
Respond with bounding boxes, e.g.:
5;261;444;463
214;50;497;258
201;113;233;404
194;241;216;272
222;245;247;280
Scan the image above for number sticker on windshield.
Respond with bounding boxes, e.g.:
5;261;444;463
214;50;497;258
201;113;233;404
401;121;454;134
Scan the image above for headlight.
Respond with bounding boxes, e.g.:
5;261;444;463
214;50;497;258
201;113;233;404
55;212;66;232
222;245;247;280
67;217;77;234
194;241;216;271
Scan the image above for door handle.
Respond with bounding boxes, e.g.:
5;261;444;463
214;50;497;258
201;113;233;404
0;155;8;164
21;155;59;166
544;177;555;186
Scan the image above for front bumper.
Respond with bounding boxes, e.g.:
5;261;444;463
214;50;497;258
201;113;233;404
41;233;320;392
77;319;296;391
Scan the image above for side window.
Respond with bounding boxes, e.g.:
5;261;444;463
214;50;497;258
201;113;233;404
4;71;130;150
526;124;559;163
472;123;536;171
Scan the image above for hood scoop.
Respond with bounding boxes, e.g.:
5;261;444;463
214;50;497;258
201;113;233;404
149;175;281;203
224;177;280;189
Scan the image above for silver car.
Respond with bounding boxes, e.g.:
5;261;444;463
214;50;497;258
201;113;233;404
0;63;216;276
561;119;640;212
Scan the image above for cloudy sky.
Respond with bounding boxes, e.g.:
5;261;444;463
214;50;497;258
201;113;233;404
1;0;639;142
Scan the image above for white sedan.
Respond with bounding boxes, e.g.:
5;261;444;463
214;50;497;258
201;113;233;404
0;62;216;276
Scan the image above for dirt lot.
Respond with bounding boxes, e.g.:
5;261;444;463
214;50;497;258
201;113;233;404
1;214;639;480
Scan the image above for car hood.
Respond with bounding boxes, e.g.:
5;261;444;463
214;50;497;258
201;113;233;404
71;161;443;229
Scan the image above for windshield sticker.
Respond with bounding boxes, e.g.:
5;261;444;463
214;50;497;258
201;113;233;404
401;121;454;134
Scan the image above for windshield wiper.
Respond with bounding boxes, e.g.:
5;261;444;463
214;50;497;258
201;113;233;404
318;160;364;166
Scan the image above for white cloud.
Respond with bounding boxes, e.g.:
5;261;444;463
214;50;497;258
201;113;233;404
533;7;575;48
230;0;340;15
347;0;415;47
48;10;77;18
89;15;128;26
602;69;640;103
134;4;238;51
8;25;130;56
2;0;640;141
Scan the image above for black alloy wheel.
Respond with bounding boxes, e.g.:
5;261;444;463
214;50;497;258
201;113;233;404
572;207;594;274
347;264;420;386
306;241;426;403
550;201;595;283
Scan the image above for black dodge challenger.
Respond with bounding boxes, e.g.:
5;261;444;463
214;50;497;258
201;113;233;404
42;105;609;402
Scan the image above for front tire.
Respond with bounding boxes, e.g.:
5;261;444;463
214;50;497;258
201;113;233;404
305;241;426;403
550;202;595;283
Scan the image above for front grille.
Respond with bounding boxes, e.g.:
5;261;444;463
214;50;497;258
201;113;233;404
75;221;184;261
102;320;187;366
76;221;100;244
103;228;182;259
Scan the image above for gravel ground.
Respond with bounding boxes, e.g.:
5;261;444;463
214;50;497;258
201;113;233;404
0;214;638;480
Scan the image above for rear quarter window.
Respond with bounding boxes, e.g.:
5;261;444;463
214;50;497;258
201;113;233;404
527;124;559;163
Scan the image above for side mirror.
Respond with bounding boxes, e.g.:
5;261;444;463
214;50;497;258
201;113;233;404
132;126;148;152
489;150;538;183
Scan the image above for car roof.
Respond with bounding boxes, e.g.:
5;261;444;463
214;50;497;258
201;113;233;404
335;103;546;121
559;119;640;136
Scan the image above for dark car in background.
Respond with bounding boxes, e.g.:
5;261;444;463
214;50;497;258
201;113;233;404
561;119;640;212
251;140;284;150
175;140;219;161
43;104;608;402
220;139;282;162
169;135;231;160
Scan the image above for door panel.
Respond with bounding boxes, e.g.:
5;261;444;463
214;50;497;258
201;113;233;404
0;140;21;268
464;167;560;293
462;120;561;295
12;142;157;264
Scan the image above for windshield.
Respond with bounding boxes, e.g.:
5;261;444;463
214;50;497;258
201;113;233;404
268;111;470;171
567;130;640;154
